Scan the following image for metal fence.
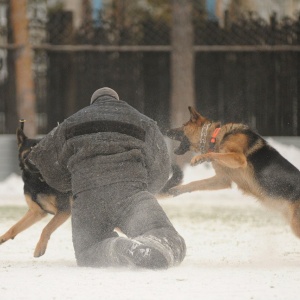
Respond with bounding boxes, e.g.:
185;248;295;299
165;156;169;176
0;1;300;136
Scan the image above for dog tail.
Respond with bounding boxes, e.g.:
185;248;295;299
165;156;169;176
160;164;183;194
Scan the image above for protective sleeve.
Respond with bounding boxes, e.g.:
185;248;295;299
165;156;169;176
28;122;72;193
145;122;171;194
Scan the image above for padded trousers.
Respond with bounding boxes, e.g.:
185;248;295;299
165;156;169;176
71;182;186;269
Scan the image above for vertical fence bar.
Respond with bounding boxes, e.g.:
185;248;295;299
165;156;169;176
10;0;36;136
170;0;195;127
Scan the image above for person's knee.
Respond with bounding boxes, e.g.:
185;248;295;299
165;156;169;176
76;255;89;267
73;232;119;268
75;249;94;267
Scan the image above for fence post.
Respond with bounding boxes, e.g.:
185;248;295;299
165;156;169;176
297;14;300;135
10;0;37;136
170;0;195;127
170;0;195;165
224;9;230;30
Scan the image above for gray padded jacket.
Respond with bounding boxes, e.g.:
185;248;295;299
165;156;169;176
28;95;171;195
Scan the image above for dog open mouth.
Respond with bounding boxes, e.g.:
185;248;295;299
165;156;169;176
166;129;190;155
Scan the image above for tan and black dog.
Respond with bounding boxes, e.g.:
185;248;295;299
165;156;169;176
0;124;72;257
167;106;300;238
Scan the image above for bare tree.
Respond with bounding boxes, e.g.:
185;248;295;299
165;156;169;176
10;0;36;136
170;0;195;128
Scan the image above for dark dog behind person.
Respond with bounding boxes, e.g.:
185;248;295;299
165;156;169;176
28;87;186;269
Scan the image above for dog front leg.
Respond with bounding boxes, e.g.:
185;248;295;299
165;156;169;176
191;152;247;169
34;210;70;257
169;175;231;196
0;209;47;244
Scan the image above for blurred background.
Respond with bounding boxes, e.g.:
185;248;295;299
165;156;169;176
0;0;300;178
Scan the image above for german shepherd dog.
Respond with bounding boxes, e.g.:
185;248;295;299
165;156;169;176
167;106;300;239
0;123;72;257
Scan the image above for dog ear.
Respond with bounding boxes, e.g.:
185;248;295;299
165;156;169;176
16;128;27;147
188;106;205;123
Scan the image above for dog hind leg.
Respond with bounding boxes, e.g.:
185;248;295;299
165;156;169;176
34;210;70;257
0;208;46;244
288;202;300;239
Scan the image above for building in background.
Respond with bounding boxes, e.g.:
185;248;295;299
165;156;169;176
216;0;300;24
0;0;299;136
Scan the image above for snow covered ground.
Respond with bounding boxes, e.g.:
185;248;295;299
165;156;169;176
0;138;300;300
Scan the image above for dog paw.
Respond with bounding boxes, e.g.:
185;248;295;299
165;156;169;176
34;243;47;258
168;187;182;197
0;235;9;244
191;156;210;166
34;248;46;258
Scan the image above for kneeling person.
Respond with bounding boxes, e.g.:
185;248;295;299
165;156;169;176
28;87;186;269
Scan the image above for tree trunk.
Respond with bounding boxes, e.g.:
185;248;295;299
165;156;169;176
10;0;36;136
170;0;195;127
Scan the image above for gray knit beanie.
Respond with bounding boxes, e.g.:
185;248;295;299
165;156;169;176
90;87;119;104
